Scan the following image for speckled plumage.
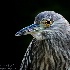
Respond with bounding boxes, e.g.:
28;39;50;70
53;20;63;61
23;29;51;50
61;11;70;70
15;11;70;70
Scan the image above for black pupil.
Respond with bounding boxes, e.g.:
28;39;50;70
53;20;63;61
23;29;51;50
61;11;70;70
46;21;50;24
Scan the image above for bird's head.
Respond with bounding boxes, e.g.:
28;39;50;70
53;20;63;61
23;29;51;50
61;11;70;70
15;11;68;40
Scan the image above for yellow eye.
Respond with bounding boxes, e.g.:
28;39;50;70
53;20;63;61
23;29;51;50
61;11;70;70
40;19;53;27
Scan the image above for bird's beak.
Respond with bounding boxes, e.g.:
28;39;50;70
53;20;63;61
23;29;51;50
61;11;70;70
15;23;40;36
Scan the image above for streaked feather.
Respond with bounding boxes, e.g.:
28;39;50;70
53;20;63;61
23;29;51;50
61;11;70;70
15;11;70;70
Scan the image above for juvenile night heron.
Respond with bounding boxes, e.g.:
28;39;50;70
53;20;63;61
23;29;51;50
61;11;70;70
15;11;70;70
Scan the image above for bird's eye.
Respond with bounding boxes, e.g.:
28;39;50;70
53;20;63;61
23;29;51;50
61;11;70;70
46;21;50;24
40;19;53;27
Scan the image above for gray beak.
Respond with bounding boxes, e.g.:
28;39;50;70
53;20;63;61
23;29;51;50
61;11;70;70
15;23;40;36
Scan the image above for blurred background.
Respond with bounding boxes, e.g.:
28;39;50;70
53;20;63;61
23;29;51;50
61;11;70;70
1;0;70;70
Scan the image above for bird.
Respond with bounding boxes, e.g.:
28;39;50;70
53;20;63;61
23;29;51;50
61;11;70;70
15;11;70;70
